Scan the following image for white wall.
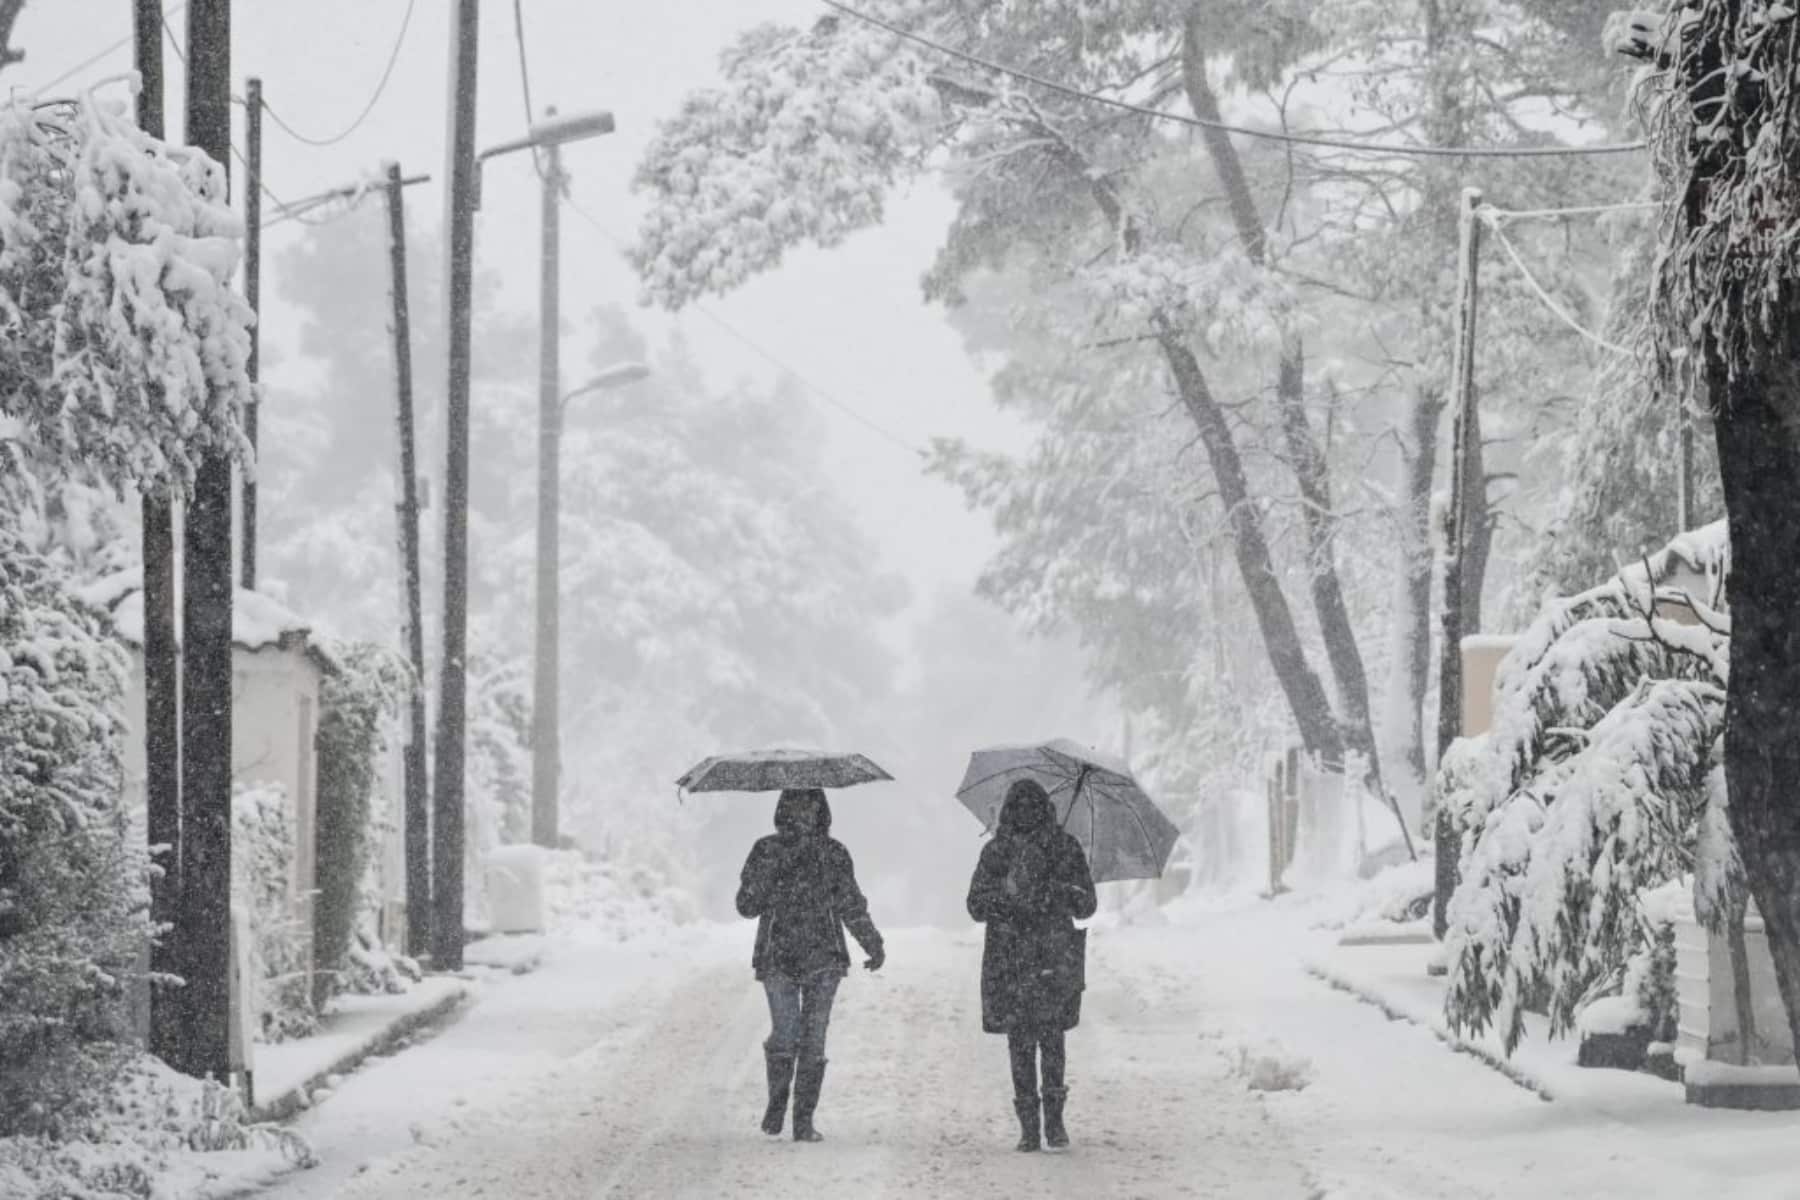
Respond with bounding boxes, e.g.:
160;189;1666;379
120;643;323;963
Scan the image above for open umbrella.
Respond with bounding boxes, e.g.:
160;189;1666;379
676;747;894;794
955;738;1180;883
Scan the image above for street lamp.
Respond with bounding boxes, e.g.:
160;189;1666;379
434;95;616;967
534;360;650;849
561;361;651;414
476;105;621;851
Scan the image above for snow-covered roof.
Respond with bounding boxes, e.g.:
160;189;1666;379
74;567;340;675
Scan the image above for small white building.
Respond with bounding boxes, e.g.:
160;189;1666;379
78;570;339;975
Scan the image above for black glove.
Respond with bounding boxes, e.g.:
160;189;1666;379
864;945;885;972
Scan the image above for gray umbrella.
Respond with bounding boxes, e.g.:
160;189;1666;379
955;738;1181;883
676;747;894;794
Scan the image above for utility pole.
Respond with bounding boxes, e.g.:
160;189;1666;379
179;0;235;1083
241;76;261;590
433;0;481;971
134;0;182;1070
1678;391;1696;532
384;162;433;959
531;113;564;850
1432;186;1483;942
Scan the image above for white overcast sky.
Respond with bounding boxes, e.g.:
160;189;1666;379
10;0;1035;634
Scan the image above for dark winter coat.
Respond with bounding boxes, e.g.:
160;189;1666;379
736;790;883;980
966;786;1098;1034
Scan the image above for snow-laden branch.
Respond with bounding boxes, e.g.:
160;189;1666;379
630;7;942;310
0;94;253;492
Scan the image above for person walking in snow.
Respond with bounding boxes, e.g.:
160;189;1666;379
966;778;1098;1152
736;787;885;1143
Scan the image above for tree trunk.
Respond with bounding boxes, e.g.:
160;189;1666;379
1380;382;1444;829
983;87;1351;768
1181;10;1406;851
1158;330;1347;764
1711;344;1800;1064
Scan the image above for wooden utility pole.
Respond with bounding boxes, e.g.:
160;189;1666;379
179;0;235;1082
433;0;481;971
384;162;433;959
1433;186;1483;941
531;117;564;850
241;76;261;589
1677;389;1696;532
134;0;183;1070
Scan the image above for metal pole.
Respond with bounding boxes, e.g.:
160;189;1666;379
241;76;260;590
180;0;235;1082
432;0;480;972
385;163;433;960
134;0;183;1072
531;118;563;850
1432;186;1482;942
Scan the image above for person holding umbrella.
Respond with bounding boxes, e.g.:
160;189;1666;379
966;778;1098;1152
735;786;885;1143
958;740;1179;1152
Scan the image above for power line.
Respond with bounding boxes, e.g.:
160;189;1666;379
562;194;930;462
30;1;189;97
1479;208;1633;357
821;0;1648;161
510;0;546;178
255;0;417;148
156;11;310;225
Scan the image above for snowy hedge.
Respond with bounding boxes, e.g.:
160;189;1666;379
0;529;150;1137
311;641;408;1007
232;782;315;1043
1440;522;1735;1053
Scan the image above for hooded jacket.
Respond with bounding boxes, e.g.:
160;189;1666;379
736;790;883;979
966;782;1098;1033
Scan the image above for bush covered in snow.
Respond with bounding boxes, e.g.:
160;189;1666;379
311;640;408;1007
1441;524;1737;1053
0;529;151;1137
231;782;315;1043
0;93;252;491
0;1055;312;1198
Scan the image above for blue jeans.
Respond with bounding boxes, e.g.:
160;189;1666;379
764;971;840;1064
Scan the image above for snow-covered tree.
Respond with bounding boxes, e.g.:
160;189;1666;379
1441;523;1735;1052
0;93;251;489
0;529;150;1135
1633;0;1800;1063
630;1;1635;846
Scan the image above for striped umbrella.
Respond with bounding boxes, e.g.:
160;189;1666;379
955;738;1180;883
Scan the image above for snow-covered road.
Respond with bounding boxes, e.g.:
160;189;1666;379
259;924;1314;1198
252;900;1800;1199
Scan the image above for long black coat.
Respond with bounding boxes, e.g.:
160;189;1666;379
967;820;1098;1034
736;796;882;980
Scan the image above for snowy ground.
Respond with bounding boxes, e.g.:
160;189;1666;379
242;896;1800;1199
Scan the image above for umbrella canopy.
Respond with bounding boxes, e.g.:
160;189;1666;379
676;747;893;794
955;738;1180;883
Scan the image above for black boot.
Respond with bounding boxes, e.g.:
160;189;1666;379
1013;1094;1042;1152
1042;1086;1069;1149
1038;1031;1069;1149
791;1057;827;1143
761;1044;796;1136
1008;1031;1042;1152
